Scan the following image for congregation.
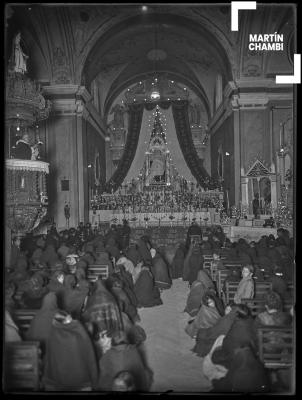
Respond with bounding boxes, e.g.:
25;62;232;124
4;220;295;392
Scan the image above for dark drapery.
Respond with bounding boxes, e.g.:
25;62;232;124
106;100;217;192
172;100;217;189
105;103;144;192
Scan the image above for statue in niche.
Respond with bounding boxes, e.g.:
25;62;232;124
188;101;201;126
110;104;126;129
11;32;28;74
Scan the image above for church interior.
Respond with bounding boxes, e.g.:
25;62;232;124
4;3;295;394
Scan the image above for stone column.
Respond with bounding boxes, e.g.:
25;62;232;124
43;85;107;229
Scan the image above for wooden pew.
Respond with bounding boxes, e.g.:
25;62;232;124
3;341;41;391
214;269;229;298
12;309;38;337
257;326;294;369
225;280;273;304
241;299;293;317
87;264;109;282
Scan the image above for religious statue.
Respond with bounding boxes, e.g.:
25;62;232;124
110;104;126;129
11;32;28;74
188;101;201;126
64;203;71;228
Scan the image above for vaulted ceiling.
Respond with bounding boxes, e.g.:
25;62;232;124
6;4;295;121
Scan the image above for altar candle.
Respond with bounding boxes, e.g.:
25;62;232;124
279;122;283;148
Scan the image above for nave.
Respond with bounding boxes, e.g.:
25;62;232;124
139;279;212;392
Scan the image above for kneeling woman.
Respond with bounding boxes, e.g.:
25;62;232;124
134;263;163;308
185;291;224;339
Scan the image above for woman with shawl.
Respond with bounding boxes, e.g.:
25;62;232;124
82;278;123;338
40;244;59;266
150;248;172;290
170;243;186;279
107;275;139;323
126;245;142;266
61;274;89;319
185;291;223;339
25;292;60;355
134;264;163;308
43;311;98;391
137;237;152;265
192;304;241;357
184;269;215;317
97;331;152;392
20;272;49;309
183;243;204;285
211;304;257;370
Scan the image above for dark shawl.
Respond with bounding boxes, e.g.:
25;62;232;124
43;319;98;390
151;253;172;289
212;346;270;393
25;292;59;353
185;304;221;338
184;270;215;317
170;244;186;279
137;239;152;265
97;343;152;391
82;279;123;336
192;310;237;357
212;317;257;369
61;275;88;319
134;267;163;308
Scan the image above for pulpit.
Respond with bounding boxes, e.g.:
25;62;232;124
5;159;49;237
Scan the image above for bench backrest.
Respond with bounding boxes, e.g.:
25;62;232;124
13;309;38;336
257;326;294;369
225;280;272;304
215;269;229;295
87;264;109;282
241;299;293;317
4;341;41;391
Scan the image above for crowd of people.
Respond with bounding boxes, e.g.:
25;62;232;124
4;219;294;392
91;190;222;213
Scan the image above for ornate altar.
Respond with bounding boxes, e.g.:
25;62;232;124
5;159;49;237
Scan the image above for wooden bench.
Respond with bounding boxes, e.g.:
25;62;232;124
214;269;230;297
87;264;109;282
241;299;293;317
222;261;243;269
257;326;294;369
13;309;38;336
225;280;272;304
4;341;41;391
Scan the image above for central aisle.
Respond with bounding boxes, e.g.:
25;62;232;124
138;279;213;393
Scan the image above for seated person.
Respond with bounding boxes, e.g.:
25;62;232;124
26;292;60;355
212;345;270;393
43;311;98;391
183;242;204;286
134;263;163;308
184;270;215;317
20;272;49;309
170;243;186;279
82;278;124;339
233;265;255;304
254;291;292;329
150;248;172;290
112;371;136;392
211;304;257;369
97;331;152;392
185;291;223;339
193;303;241;357
61;274;89;319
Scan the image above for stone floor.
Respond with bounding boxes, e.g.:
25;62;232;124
138;279;212;393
